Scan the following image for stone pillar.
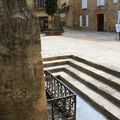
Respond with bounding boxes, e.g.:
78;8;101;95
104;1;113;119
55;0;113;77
0;0;48;120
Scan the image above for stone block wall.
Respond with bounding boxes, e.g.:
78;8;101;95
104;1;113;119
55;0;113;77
79;0;120;32
60;0;120;32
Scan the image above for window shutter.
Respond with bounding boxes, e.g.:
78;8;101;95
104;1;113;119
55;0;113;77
118;10;120;23
86;15;89;27
80;16;82;27
97;0;100;6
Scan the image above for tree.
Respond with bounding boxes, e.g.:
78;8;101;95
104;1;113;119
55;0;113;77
45;0;58;28
0;0;48;120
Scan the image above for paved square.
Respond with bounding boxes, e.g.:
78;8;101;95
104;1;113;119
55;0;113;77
41;28;120;72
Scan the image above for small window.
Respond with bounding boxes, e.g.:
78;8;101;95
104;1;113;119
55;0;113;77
80;15;89;27
113;0;118;3
97;0;105;6
118;10;120;23
82;0;87;9
34;0;45;8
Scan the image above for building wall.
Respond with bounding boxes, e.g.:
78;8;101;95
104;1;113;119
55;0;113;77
57;0;74;28
27;0;50;31
79;0;120;32
65;0;80;28
73;0;81;29
27;0;48;16
65;0;74;28
59;0;120;32
0;0;3;17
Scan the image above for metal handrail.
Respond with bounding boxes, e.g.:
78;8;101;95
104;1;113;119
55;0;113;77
44;70;76;120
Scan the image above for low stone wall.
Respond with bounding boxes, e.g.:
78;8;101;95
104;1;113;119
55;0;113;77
45;29;64;36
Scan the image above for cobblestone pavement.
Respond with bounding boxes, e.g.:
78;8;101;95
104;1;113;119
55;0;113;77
41;28;120;72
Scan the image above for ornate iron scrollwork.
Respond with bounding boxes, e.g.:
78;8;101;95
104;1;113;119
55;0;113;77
44;71;76;120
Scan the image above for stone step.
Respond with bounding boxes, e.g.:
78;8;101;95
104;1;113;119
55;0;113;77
43;58;120;92
44;65;67;73
43;55;120;78
43;55;71;62
71;55;120;78
68;60;120;92
44;65;120;107
43;55;120;120
52;72;120;120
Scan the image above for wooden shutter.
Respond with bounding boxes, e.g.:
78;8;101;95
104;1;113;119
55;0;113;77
80;16;82;27
86;15;89;27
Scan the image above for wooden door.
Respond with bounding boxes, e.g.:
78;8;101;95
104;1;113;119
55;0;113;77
97;14;104;31
39;17;48;32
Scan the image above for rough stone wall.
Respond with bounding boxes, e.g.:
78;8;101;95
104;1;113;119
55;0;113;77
0;0;48;120
60;0;120;32
27;0;50;28
65;0;74;28
0;0;3;17
72;0;81;29
57;0;81;29
79;0;120;32
57;0;74;28
57;0;70;9
103;1;120;32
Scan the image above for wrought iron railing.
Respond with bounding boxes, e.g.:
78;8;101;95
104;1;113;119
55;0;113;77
44;71;76;120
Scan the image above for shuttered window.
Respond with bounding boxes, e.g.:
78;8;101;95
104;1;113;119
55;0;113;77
80;16;82;27
97;0;105;6
118;10;120;23
80;15;89;27
82;0;87;9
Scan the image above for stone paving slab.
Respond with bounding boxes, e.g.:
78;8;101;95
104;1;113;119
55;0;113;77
41;28;120;72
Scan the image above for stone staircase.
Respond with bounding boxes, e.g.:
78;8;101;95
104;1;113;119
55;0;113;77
43;55;120;120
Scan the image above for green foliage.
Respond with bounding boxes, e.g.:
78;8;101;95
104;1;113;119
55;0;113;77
45;0;58;17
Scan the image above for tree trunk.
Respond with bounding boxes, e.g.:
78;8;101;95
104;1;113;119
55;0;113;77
51;15;54;28
0;1;48;120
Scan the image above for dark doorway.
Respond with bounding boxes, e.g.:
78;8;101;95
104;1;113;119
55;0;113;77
97;14;104;31
39;17;48;32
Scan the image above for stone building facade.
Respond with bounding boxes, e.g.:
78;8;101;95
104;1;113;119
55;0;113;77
79;0;120;32
59;0;120;32
27;0;49;32
57;0;77;28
